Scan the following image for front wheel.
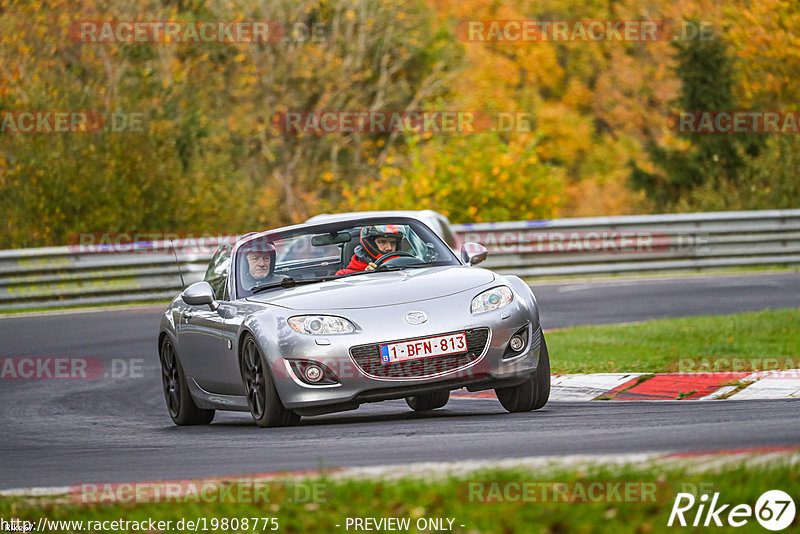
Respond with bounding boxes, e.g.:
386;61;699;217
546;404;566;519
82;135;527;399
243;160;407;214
495;332;550;412
160;337;215;425
405;391;450;411
240;336;300;428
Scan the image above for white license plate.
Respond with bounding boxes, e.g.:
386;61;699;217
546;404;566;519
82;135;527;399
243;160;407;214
379;332;468;364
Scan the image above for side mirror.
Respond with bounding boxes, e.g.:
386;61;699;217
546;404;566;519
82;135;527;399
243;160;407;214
181;281;219;311
461;242;488;266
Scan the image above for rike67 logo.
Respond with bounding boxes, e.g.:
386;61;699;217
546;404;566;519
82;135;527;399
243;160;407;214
668;490;796;530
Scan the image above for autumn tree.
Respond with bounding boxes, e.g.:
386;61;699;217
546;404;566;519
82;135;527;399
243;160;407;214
0;0;457;247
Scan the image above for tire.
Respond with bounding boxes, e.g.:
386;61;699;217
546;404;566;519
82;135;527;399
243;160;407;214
405;391;450;411
160;337;215;425
240;336;300;428
495;332;550;413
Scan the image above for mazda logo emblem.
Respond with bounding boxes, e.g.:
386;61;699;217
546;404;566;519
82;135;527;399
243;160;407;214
405;311;427;325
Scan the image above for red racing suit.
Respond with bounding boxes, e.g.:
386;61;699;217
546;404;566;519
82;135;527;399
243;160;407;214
336;255;370;275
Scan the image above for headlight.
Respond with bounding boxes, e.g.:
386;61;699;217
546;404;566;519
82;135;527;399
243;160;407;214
471;286;513;314
288;315;355;335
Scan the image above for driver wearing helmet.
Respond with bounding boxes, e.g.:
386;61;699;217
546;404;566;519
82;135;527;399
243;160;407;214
336;224;403;275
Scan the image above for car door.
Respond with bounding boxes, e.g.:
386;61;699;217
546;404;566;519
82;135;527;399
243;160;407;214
176;245;231;393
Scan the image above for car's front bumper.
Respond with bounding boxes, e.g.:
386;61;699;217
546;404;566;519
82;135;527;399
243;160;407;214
264;290;542;413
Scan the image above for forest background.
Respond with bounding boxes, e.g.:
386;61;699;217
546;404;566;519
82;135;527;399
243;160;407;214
1;0;798;248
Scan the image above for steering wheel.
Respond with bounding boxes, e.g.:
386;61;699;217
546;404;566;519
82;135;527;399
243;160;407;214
374;250;417;267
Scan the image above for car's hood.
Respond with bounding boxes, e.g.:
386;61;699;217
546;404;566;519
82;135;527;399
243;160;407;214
246;266;495;310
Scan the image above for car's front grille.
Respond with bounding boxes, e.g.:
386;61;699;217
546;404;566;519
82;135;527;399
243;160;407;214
349;328;490;379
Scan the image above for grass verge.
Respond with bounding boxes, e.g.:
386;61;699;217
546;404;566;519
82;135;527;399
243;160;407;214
1;457;797;533
546;308;798;374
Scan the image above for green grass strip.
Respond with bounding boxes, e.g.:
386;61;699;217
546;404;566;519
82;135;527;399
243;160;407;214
547;308;799;374
1;457;797;533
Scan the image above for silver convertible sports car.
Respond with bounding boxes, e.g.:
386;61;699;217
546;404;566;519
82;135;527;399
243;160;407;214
158;213;550;427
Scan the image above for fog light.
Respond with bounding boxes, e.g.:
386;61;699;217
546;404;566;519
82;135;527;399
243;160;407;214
509;335;525;352
304;365;323;383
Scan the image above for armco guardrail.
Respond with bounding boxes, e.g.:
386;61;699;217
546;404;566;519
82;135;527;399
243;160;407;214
0;239;229;311
1;210;799;310
453;209;800;277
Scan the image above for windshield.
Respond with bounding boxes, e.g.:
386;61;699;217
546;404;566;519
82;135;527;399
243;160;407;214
235;219;459;296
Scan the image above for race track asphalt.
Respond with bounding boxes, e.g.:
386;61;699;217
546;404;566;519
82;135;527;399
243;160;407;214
1;272;798;490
